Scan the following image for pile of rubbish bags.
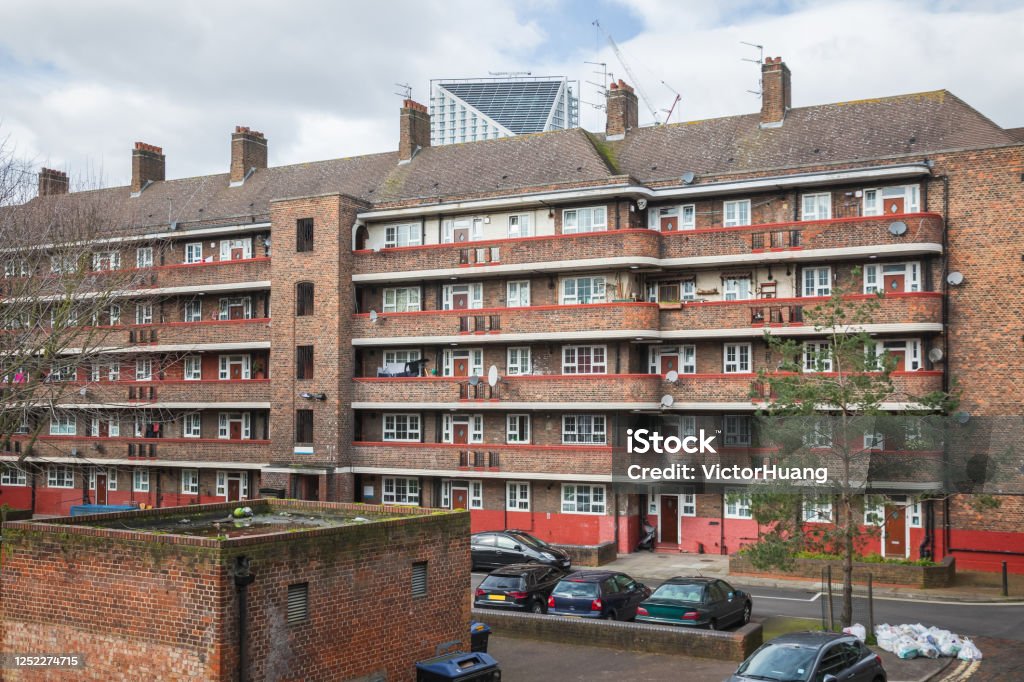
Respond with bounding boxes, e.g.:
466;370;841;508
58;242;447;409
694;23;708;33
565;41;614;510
841;623;983;661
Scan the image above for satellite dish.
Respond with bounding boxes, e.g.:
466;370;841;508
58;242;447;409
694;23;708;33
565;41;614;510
947;272;964;286
954;411;970;425
681;171;696;185
78;387;88;396
636;198;648;211
468;374;480;386
660;394;675;408
369;310;378;323
487;365;499;387
888;221;908;236
928;348;944;363
665;370;679;383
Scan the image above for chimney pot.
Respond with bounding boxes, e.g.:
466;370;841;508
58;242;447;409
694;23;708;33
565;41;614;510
399;99;431;163
131;142;165;194
605;79;639;138
760;56;792;127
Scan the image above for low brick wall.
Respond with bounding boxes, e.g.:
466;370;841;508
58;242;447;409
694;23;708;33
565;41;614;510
472;608;761;662
0;509;32;522
554;541;618;567
730;554;955;588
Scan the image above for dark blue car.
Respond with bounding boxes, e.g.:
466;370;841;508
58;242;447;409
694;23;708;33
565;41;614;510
547;570;651;621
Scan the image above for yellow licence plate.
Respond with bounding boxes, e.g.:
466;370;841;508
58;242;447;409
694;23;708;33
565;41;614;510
487;595;506;601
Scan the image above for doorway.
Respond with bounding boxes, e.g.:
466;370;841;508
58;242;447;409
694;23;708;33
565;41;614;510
96;472;108;505
659;495;679;544
884;505;907;558
453;487;469;510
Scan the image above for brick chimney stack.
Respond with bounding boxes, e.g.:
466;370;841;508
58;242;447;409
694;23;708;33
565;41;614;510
230;126;268;185
38;168;69;196
760;57;792;127
605;79;639;139
131;142;165;195
399;99;430;163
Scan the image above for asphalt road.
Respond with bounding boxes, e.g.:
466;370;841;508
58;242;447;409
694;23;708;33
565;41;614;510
471;573;1024;640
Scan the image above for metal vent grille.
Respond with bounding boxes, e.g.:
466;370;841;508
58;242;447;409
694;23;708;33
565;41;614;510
411;562;428;597
287;582;309;624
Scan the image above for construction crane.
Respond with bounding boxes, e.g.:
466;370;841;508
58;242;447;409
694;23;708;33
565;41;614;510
592;20;661;124
661;81;682;123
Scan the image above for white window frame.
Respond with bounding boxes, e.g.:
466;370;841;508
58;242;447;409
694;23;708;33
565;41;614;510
3;258;29;278
723;277;752;301
384;223;422;249
108;305;121;326
382;476;420;505
864;496;885;526
724;487;752;519
506;280;530;307
218;296;252;320
1;465;28;486
383;413;421;442
723;199;751;227
442;414;484;444
801;193;832;221
218;354;251;381
184;242;203;264
47;465;75;489
441;218;482;244
135;358;153;382
88;467;118;491
506;414;531;444
217;412;251;440
648;204;696;231
383;286;422;313
561;415;607;445
382;349;421;368
561;483;606;514
184;355;202;381
562;345;607;374
506;347;531;376
802;496;833;524
803;341;833;373
133;468;150;493
723;343;751;374
219;238;253;261
49;413;76;436
506;481;531;511
864;432;885;451
215;471;250;499
507;214;532;239
562;206;607;234
92;251;121;272
183;413;202;438
724;415;752;446
181;469;200;495
441;282;484;311
803;266;832;297
863;262;921;294
136;246;154;269
135;303;153;325
681;488;697;516
469;480;483;509
442;348;484;377
908;500;922;528
50;255;76;274
184;299;202;323
560;276;606;305
864;184;921;216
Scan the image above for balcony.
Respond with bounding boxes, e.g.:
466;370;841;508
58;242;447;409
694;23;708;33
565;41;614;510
353;375;661;406
8;435;272;464
61;379;271;406
351;302;659;343
351;441;613;477
119;318;271;349
144;257;271;291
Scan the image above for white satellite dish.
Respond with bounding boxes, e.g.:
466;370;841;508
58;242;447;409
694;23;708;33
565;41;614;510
665;370;679;383
487;365;499;387
660;394;675;408
947;272;964;286
681;171;696;185
369;310;378;323
636;198;648;211
78;386;88;396
954;411;970;424
468;374;480;386
888;221;908;236
928;347;944;363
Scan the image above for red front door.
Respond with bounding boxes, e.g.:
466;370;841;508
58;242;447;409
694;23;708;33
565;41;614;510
660;496;679;544
885;197;905;215
454;357;469;377
883;272;905;293
230;363;242;380
96;474;108;505
227;479;241;502
660;354;678;375
453;420;469;444
231;246;245;260
230;421;242;439
230;306;244;320
885;506;906;557
660;215;677;231
453;293;469;310
453;488;468;510
888;350;906;372
454;227;470;243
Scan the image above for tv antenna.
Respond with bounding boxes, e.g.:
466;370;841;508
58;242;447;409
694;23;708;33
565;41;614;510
740;41;764;96
661;81;682;123
593;19;661;124
394;82;413;99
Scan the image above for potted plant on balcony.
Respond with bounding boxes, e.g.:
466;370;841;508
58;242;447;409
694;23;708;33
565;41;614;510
252;360;266;380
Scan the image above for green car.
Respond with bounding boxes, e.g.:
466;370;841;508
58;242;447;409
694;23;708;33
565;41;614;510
635;576;752;630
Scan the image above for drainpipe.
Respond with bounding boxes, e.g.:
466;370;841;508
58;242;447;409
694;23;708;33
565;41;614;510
231;555;255;682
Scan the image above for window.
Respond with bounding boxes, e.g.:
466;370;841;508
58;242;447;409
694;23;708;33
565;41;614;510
442;414;484;444
507;414;530;444
723;343;751;373
92;251;121;271
864;432;884;450
723;277;752;301
296;282;315;316
184;355;202;381
802;496;833;523
108;305;121;326
88;467;117;491
507;214;532;238
562;206;607;234
863;185;920;216
185;242;203;264
383;476;420;505
50;254;77;274
411;562;428;597
215;471;249;498
864;496;885;526
133;468;150;492
219;238;252;261
561;276;606;305
48;362;76;382
384;223;421;248
219;354;251;380
562;345;607;374
49;412;76;436
48;465;74;488
442;348;483;377
136;303;153;325
561;484;606;514
296;346;314;380
804;418;833;448
135;358;153;381
441;218;482;244
506;347;531;375
723;200;751;227
384;414;421;442
469;480;483;509
803;341;832;372
183;413;201;438
184;300;202;322
802;266;831;297
383;286;421;313
181;469;200;495
724;416;752;446
1;465;28;486
507;481;530;511
287;582;310;624
680;345;696;374
681;489;696;516
801;193;832;221
562;415;606;445
724;487;752;518
441;283;482;310
218;412;251;440
296;218;314;252
648;204;696;231
908;500;922;528
506;280;530;307
295;409;313;444
108;418;120;437
136;246;154;268
3;258;29;278
864;262;921;294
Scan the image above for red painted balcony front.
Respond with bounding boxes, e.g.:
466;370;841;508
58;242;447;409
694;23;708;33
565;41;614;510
6;435;272;464
351;441;613;476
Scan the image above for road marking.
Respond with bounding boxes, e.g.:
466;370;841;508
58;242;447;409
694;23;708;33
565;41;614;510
751;592;823;602
940;659;981;681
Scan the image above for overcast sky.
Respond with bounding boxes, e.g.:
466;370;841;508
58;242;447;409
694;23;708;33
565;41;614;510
2;0;1022;187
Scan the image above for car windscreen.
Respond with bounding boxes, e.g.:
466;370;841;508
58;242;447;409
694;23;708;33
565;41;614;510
480;575;524;590
735;643;818;682
649;582;704;602
552;580;599;598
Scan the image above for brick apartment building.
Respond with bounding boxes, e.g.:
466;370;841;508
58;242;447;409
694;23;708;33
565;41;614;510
2;57;1022;572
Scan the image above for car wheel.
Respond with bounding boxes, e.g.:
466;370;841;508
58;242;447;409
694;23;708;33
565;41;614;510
708;618;718;631
605;609;619;621
742;602;751;625
530;599;545;614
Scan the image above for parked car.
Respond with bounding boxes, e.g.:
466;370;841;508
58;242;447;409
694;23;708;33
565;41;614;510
727;632;887;682
470;530;571;571
473;563;567;613
547;570;651;621
636;576;751;630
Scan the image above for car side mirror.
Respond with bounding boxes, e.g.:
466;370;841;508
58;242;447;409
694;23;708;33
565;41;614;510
822;675;839;682
514;544;523;551
728;591;734;600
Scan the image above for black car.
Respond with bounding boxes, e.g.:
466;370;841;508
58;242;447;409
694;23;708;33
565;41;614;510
474;563;567;613
470;530;571;571
728;632;887;682
547;570;651;621
636;577;751;630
